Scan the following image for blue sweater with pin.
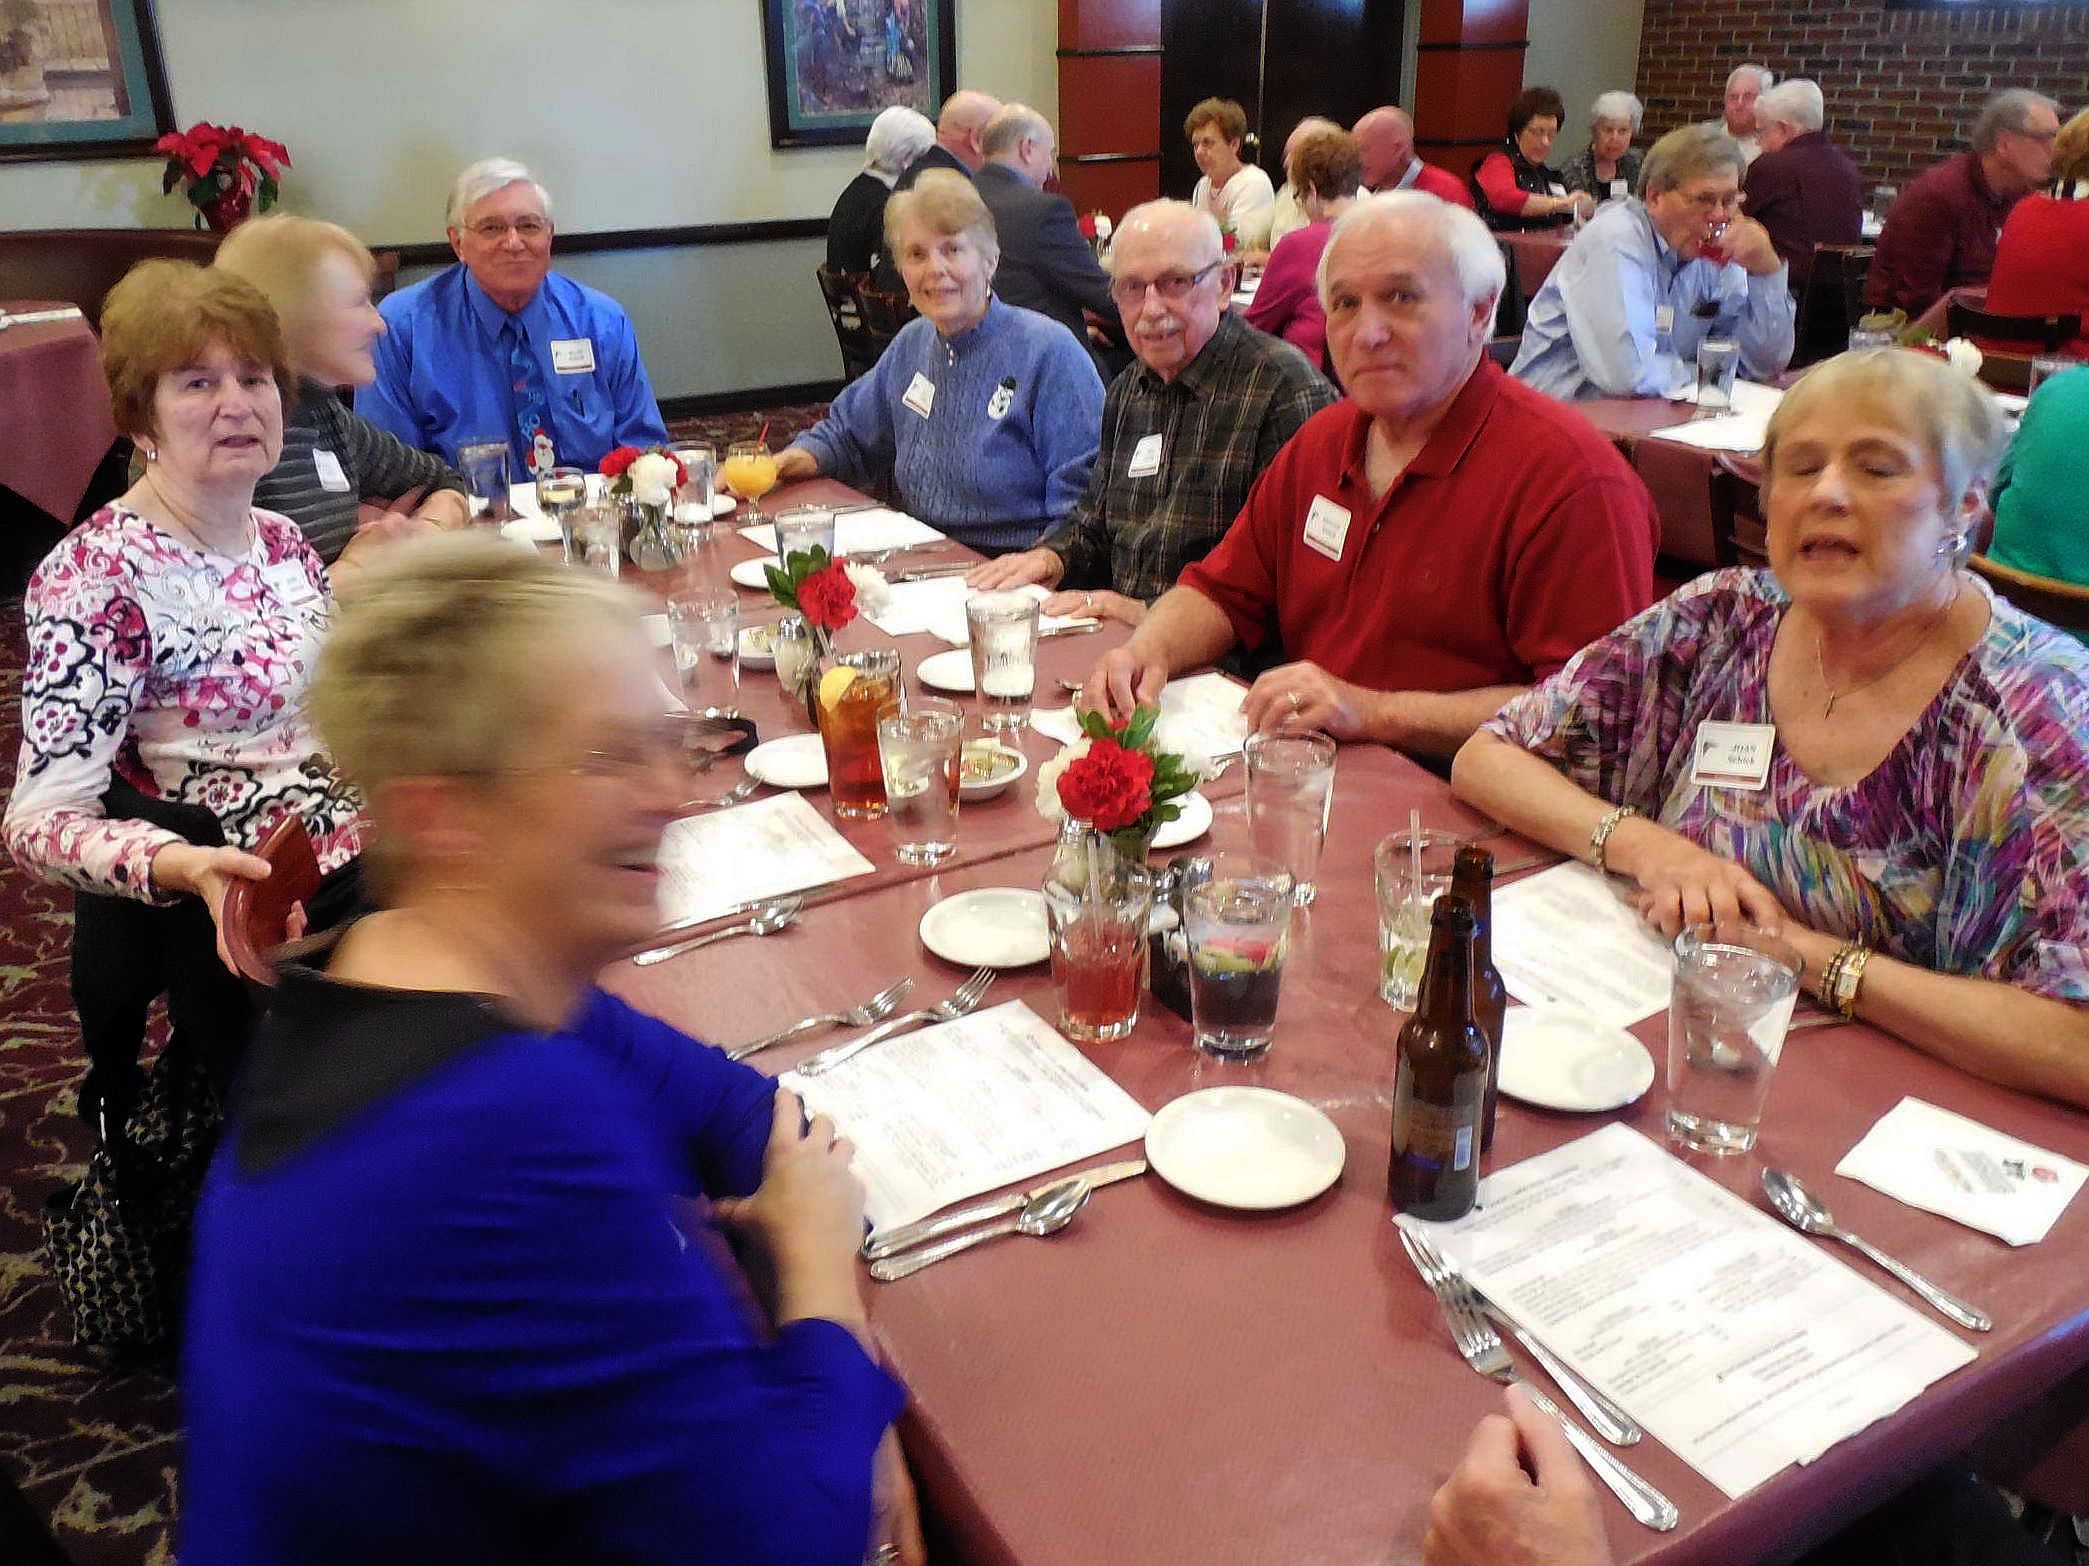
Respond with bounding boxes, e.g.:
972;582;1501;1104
793;297;1104;552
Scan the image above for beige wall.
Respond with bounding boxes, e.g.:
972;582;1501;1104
0;0;1057;398
1524;0;1647;157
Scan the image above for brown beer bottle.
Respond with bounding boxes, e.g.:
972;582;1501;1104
1451;845;1508;1151
1389;894;1489;1221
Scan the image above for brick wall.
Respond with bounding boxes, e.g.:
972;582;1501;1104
1634;1;2089;191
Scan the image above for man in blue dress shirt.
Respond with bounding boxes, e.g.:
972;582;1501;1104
358;157;669;477
1510;125;1794;401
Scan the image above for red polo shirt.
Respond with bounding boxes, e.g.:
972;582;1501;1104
1177;357;1658;692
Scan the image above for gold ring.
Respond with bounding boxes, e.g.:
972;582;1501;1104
1288;691;1304;712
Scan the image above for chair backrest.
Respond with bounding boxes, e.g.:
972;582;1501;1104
0;228;224;330
856;281;918;347
219;816;322;987
1969;553;2089;633
1708;453;1770;571
815;264;882;383
1492;237;1528;338
1792;243;1874;368
1947;299;2083;353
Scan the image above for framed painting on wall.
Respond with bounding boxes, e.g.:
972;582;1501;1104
760;0;956;149
0;0;172;161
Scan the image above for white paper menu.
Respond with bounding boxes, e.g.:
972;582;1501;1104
1490;862;1675;1026
1031;672;1251;761
1417;1124;1978;1498
782;1000;1151;1233
739;507;945;556
654;792;875;928
864;578;1096;644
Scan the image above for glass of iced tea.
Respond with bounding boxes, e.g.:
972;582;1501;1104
815;649;902;819
1044;826;1153;1043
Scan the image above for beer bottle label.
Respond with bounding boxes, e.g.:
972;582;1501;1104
1396;1097;1477;1171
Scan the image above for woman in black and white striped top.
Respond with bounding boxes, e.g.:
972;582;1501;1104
216;216;470;566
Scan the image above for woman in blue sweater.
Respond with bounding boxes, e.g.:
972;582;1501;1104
181;538;916;1566
777;169;1105;554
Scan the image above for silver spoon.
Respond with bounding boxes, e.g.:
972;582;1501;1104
632;897;802;967
869;1178;1091;1281
1761;1168;1993;1332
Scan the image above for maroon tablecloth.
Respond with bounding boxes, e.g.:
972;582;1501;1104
0;299;117;525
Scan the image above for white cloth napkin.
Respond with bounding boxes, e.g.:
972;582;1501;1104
1835;1096;2087;1246
0;306;85;329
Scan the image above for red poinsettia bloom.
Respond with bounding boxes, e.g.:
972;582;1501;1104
1057;737;1156;833
795;563;858;632
598;446;643;479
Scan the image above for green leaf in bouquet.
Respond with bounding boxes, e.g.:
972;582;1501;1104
1077;707;1115;742
1121;705;1160;752
763;564;797;605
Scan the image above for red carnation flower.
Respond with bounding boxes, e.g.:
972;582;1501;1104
1078;212;1098;240
598;446;642;479
1221;230;1237;254
795;563;858;632
1056;737;1155;833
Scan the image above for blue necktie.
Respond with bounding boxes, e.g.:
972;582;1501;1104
505;317;553;477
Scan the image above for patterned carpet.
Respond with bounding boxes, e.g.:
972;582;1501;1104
0;399;828;1564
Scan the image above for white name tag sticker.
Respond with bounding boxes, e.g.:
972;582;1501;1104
1610;178;1629;201
1690;720;1776;790
1655;304;1676;334
260;558;323;609
1547;182;1568;197
1127;433;1164;478
903;372;936;420
1301;494;1352;563
549;337;596;374
310;448;350;492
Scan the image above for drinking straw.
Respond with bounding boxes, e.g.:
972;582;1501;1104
756;418;771;447
1409;808;1423;910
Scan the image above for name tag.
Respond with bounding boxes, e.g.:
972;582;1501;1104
903;372;936;420
260;557;324;610
1301;495;1351;563
550;337;596;374
1547;182;1568;197
1689;721;1775;790
311;447;350;492
1655;304;1676;334
1127;433;1164;478
1610;179;1629;201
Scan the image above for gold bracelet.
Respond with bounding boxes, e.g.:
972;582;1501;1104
1588;805;1637;873
1819;945;1847;1006
1833;944;1873;1020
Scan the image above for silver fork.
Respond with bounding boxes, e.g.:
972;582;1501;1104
679;778;760;812
1399;1227;1679;1532
794;967;995;1076
725;979;916;1062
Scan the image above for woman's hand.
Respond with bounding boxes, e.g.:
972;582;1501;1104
772;446;819;482
871;1429;927;1566
966;547;1063;592
1043;587;1142;628
151;841;273;973
714;1090;868;1326
1606;817;1787;938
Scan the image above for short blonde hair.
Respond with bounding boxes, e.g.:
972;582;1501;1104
1761;349;2007;519
1291;129;1363;202
99;260;297;442
2056;107;2089;187
214;214;375;369
883;167;998;262
1185;97;1247;146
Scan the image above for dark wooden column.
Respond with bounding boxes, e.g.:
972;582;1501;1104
1413;0;1528;182
1057;0;1163;223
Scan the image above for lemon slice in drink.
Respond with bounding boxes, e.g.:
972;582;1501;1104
819;665;860;710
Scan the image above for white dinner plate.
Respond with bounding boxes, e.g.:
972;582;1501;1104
739;623;776;669
501;514;563;544
730;556;781;590
743;733;828;790
918;888;1049;968
1149;790;1212;850
1145;1087;1345;1211
640;613;671;648
1496;1006;1655;1113
916;647;975;694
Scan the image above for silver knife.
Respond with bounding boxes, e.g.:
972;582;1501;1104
863;1158;1147;1261
886;563;972;583
1040;620;1103;639
1467;1285;1643;1445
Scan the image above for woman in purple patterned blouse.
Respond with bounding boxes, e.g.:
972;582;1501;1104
1454;349;2089;1108
3;261;362;968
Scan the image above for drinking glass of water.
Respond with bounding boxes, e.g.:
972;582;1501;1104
572;501;622;580
671;443;716;545
458;441;512;524
1184;855;1295;1058
1666;922;1801;1155
1244;730;1336;904
667;589;740;718
877;700;962;866
773;505;838;569
1695;337;1740;413
965;591;1040;736
1373;829;1460;1010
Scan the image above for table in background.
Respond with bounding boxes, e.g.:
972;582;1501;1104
1506;228;1572;297
0;301;117;526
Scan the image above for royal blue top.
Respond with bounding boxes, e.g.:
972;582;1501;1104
357;264;671;473
791;296;1104;552
182;965;904;1566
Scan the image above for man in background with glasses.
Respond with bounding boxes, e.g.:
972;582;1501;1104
966;200;1334;628
359;157;669;478
1510;125;1793;401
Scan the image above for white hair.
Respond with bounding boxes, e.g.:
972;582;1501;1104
1315;190;1505;313
1754;79;1824;135
1590;91;1644;134
865;106;935;177
1972;88;2061;155
1725;64;1774;95
446;158;553;229
1107;198;1223;272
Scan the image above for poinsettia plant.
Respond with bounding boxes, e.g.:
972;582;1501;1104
1035;706;1200;860
156;121;290;230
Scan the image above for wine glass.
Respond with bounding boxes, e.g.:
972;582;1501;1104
722;439;781;525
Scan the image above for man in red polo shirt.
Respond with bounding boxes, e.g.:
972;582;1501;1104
1354;106;1475;209
1081;191;1658;757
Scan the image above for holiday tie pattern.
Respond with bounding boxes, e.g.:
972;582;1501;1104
505;317;554;478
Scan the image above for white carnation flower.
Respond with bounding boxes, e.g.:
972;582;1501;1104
1941;337;1984;378
628;451;678;507
842;561;892;616
1033;734;1092;821
1094;213;1113;240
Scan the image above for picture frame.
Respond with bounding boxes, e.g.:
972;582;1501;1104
0;0;173;162
760;0;956;150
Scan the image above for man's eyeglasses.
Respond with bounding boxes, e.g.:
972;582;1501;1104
464;217;551;242
1108;260;1225;308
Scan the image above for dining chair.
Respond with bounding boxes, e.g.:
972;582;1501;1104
1791;243;1873;367
1968;553;2089;634
815;265;881;384
219;816;323;987
1708;453;1769;571
1946;299;2083;355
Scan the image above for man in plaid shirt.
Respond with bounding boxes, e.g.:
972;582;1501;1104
966;200;1335;624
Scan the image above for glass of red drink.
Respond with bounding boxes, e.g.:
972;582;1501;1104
1044;825;1153;1043
816;649;902;820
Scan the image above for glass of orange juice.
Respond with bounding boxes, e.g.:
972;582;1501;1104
722;439;781;522
816;650;902;820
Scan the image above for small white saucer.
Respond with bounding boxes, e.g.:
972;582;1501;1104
916;647;975;694
1149;790;1212;850
919;888;1049;967
1497;1006;1655;1112
1145;1087;1345;1210
501;514;563;544
712;493;738;516
640;613;671;648
744;733;828;790
739;623;776;669
730;557;780;590
958;741;1027;800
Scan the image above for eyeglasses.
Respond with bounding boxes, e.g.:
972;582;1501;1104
471;717;690;785
1107;260;1225;307
464;217;551;242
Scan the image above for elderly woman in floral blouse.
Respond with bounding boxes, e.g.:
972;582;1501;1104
1453;348;2089;1108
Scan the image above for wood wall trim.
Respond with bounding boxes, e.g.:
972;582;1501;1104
1057;45;1165;56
